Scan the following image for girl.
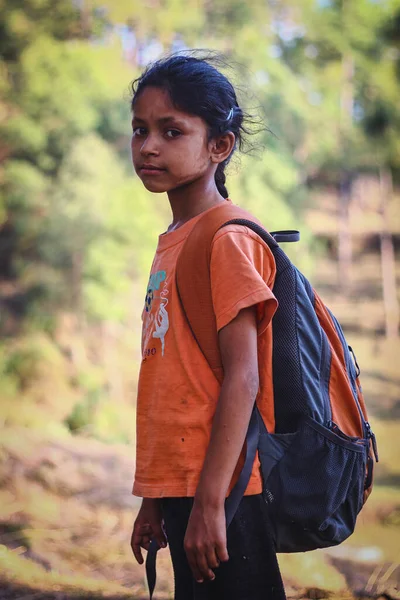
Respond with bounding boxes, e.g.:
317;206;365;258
130;53;286;600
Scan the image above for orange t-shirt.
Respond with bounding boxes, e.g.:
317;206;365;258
133;201;278;498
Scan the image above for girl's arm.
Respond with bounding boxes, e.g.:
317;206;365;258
184;305;259;583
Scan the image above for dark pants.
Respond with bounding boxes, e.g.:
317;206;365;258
161;494;286;600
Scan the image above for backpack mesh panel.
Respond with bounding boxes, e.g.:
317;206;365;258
271;248;307;432
295;267;330;425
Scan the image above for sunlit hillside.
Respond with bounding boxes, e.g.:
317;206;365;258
1;0;399;599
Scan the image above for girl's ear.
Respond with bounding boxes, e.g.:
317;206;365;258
209;132;236;165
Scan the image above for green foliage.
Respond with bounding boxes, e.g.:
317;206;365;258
3;345;42;390
0;346;19;400
91;400;136;443
0;0;399;444
0;6;399;599
64;389;102;434
3;160;48;212
91;0;205;42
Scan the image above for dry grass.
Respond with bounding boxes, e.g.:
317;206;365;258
0;425;399;600
1;197;399;599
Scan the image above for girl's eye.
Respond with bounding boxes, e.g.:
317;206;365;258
165;129;181;139
132;127;147;137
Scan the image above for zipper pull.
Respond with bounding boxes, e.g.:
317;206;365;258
365;422;379;462
370;431;379;463
348;346;361;378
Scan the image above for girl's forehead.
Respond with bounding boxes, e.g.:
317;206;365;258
133;86;192;122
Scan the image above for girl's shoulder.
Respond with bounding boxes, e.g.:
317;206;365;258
211;222;276;263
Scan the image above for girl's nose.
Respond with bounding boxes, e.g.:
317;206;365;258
140;135;159;157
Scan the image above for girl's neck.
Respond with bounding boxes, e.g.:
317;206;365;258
166;178;225;232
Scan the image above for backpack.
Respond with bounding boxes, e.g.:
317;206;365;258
145;202;378;598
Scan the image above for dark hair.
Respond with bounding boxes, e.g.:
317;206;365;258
130;52;255;198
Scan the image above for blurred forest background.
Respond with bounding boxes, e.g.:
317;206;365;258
0;0;399;598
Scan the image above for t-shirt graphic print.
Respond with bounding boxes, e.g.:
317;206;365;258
143;269;170;358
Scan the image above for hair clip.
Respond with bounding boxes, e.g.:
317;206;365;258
227;107;234;121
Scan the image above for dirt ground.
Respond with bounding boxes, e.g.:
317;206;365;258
0;430;399;600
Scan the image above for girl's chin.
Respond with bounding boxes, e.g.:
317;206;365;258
142;181;169;193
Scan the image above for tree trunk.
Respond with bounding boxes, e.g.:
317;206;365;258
78;0;92;38
379;166;399;338
337;51;355;291
337;172;353;290
71;251;83;321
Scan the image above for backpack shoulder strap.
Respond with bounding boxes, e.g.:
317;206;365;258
176;202;279;383
270;229;300;243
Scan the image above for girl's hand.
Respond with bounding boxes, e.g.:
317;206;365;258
184;499;229;583
131;498;167;564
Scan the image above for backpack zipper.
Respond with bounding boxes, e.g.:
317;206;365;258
365;421;379;462
327;309;367;439
327;420;363;442
320;328;332;424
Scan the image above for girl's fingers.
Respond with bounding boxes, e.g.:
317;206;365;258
186;548;204;583
215;540;229;563
132;532;165;560
153;523;168;549
131;525;153;562
131;532;144;565
141;535;151;550
194;549;216;582
205;547;220;570
131;518;167;565
132;534;153;560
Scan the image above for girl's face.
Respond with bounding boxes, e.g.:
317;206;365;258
131;86;217;194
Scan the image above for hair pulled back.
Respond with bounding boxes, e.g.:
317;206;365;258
130;52;251;199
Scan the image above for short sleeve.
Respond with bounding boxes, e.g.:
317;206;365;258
210;225;278;334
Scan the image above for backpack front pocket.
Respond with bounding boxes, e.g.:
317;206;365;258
260;416;367;553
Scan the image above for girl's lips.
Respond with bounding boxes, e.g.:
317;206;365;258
140;166;166;175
